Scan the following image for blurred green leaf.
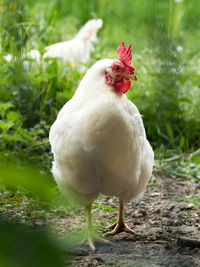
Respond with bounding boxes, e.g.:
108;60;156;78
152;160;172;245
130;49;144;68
0;217;65;267
0;162;57;203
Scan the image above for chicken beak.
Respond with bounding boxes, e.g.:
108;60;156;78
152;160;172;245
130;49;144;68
125;73;137;81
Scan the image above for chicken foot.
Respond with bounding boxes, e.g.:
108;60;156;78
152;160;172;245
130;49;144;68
79;204;110;250
103;200;136;237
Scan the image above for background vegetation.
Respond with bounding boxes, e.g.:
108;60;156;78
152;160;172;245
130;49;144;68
0;0;200;265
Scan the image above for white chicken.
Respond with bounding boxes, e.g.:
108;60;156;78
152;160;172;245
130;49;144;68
49;42;154;250
4;19;102;72
43;18;103;71
4;49;41;70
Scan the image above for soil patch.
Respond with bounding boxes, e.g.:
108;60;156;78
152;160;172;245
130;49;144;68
58;175;200;266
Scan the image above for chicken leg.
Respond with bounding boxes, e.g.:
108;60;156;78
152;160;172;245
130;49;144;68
103;200;136;237
79;204;110;250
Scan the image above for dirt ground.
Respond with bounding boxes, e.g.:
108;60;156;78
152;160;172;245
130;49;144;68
53;174;200;267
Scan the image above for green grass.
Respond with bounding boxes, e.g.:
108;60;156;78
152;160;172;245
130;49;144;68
155;151;200;183
182;193;200;209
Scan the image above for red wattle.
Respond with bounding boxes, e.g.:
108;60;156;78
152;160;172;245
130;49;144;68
114;78;131;94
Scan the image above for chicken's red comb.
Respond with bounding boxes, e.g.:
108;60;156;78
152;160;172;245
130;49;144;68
117;42;132;66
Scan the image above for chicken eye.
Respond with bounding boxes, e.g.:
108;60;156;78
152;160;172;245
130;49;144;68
115;66;121;71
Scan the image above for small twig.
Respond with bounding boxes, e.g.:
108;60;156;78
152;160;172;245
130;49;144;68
108;202;118;209
188;148;200;159
157;147;200;163
23;23;30;38
163;154;182;162
24;139;49;153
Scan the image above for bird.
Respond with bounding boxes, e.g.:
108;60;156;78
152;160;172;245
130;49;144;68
3;49;41;71
23;49;41;70
49;42;154;250
4;19;102;72
43;18;103;71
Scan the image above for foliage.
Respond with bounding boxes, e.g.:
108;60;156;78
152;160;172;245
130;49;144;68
0;162;79;266
0;217;65;267
0;102;41;148
154;150;200;183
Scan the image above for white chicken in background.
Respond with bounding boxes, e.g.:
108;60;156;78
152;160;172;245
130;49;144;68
4;18;102;72
23;49;41;70
3;49;41;70
4;54;12;62
49;42;154;250
43;18;103;71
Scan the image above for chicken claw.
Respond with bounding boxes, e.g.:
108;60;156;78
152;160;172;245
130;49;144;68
79;236;111;251
80;204;112;250
105;221;117;229
103;221;136;237
104;200;136;237
79;236;95;251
